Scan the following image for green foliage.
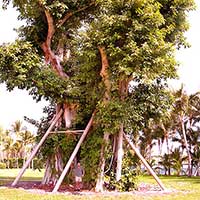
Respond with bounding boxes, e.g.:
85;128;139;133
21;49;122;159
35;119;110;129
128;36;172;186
96;100;124;133
0;0;196;187
0;41;76;102
80;127;103;186
171;148;187;176
114;152;139;192
115;167;138;192
105;153;139;192
0;41;41;91
159;153;172;175
0;162;6;169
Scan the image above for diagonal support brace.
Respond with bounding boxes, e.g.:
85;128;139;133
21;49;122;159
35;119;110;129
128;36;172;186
52;111;95;193
123;132;166;191
11;109;63;187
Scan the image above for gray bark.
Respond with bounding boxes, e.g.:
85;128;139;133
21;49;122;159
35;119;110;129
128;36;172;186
116;124;124;181
95;133;109;192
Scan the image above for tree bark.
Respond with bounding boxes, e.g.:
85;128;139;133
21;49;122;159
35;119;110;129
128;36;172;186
181;117;192;177
42;158;52;184
116;124;124;181
115;79;128;181
39;7;75;184
95;46;111;192
42;148;64;185
37;1;97;186
95;133;109;192
52;112;95;192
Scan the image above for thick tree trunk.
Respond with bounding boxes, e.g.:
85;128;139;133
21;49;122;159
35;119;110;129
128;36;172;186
115;79;128;181
116;124;124;181
53;112;95;192
39;9;75;185
42;158;52;184
95;133;109;192
95;46;111;192
38;2;96;187
42;148;64;185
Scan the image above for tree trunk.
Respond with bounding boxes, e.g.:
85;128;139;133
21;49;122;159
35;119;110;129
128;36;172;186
116;124;124;181
95;133;109;192
95;46;111;192
166;136;170;155
42;148;64;185
42;158;52;184
115;79;128;181
39;9;75;185
52;112;95;192
181;117;192;177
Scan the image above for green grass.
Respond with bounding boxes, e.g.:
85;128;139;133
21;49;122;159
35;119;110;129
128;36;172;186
0;168;44;179
0;169;200;200
0;168;44;185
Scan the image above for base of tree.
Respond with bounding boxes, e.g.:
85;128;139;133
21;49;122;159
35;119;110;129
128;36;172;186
4;181;172;195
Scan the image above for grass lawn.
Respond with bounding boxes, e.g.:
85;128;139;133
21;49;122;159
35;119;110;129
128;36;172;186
0;169;200;200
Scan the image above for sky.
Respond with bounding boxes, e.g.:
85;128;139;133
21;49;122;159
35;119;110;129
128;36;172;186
0;4;48;131
174;0;200;93
0;1;200;131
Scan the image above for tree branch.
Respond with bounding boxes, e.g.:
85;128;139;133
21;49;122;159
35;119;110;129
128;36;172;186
38;1;55;47
44;9;55;48
38;2;68;78
98;46;111;102
57;1;96;27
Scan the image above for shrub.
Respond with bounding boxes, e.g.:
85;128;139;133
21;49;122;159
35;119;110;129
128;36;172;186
115;167;138;192
105;167;138;192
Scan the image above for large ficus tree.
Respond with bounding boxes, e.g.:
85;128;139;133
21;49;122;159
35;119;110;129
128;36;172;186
0;0;195;191
75;0;195;191
1;0;98;184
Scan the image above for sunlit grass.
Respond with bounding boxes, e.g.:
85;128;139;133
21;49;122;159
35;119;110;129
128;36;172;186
0;168;44;179
0;168;44;185
0;169;200;200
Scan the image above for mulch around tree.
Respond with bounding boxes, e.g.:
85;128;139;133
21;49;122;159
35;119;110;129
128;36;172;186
2;181;174;196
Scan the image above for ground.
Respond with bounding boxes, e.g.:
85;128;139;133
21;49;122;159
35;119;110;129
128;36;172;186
4;180;173;196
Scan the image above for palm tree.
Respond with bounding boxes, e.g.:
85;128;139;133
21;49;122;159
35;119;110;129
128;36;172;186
187;127;200;176
171;87;192;176
2;133;14;168
2;121;35;168
171;148;187;176
11;140;23;168
0;126;6;162
171;89;200;176
159;153;171;175
19;130;35;163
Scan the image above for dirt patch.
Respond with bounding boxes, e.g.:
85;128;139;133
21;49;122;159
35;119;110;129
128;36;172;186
1;180;175;196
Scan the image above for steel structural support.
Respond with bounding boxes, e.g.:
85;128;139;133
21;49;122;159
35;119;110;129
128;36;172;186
52;112;95;193
123;133;166;191
12;109;63;186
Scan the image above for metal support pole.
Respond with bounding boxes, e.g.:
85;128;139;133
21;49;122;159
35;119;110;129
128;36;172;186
123;133;166;191
12;109;63;186
52;112;95;193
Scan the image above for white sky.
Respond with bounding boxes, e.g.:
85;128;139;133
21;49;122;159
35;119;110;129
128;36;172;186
0;4;48;131
0;1;200;130
174;0;200;93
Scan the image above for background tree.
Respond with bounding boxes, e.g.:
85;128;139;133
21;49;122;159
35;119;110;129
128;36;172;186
0;121;35;168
